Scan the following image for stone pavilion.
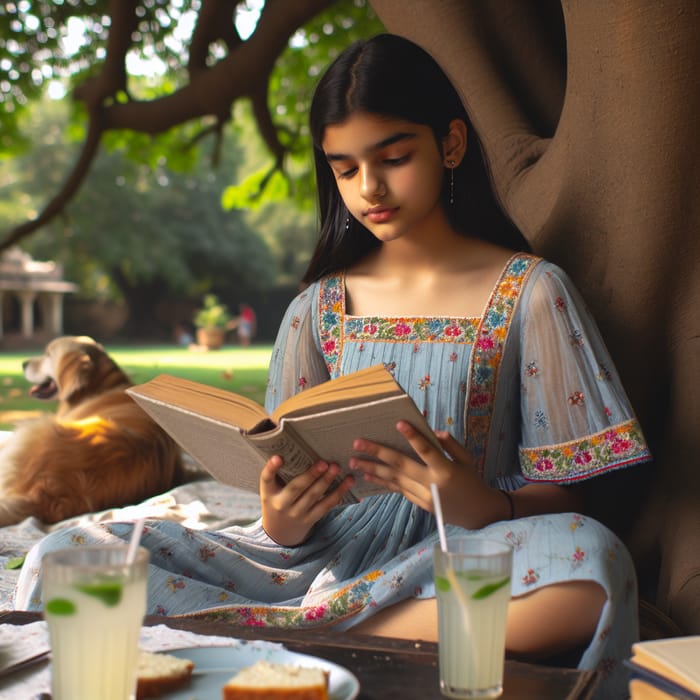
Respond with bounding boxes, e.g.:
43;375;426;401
0;248;78;345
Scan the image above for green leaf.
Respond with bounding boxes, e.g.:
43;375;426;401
221;166;291;211
76;581;123;607
435;575;451;592
45;598;76;616
4;555;25;570
263;170;290;200
471;576;511;600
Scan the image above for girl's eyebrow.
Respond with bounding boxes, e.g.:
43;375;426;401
325;131;417;162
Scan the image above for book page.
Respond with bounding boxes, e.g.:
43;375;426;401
247;430;321;481
280;393;441;500
271;364;402;423
632;636;700;693
628;678;679;700
129;374;268;432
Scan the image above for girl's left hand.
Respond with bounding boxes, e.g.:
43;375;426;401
349;421;506;529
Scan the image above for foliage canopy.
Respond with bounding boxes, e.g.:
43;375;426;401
0;1;383;335
0;0;384;246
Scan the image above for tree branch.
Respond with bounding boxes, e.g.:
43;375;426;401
73;0;139;108
0;116;104;251
2;0;335;247
189;0;243;77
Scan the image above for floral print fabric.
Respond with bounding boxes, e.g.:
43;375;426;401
15;255;650;699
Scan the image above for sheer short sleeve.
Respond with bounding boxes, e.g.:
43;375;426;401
517;262;651;483
264;282;330;414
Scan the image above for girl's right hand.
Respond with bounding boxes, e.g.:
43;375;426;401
259;455;355;547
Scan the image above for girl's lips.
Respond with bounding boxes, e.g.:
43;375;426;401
365;207;398;223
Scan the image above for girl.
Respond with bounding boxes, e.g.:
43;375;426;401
16;34;650;698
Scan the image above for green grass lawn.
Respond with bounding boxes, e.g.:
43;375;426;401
0;344;273;430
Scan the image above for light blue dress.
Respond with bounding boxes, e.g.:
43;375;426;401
15;254;650;698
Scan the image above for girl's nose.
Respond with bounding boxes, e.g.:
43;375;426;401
359;166;385;200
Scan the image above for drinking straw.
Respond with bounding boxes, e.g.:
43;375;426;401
431;482;449;553
431;483;473;639
125;517;146;565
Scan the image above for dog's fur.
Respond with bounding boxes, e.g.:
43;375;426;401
0;336;184;525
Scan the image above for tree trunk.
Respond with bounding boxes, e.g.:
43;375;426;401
371;0;700;632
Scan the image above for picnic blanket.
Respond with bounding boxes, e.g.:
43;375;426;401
0;447;262;610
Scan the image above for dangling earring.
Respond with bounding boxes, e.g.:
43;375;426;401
448;160;456;205
345;216;351;231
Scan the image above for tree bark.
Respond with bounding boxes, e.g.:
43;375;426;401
371;0;700;632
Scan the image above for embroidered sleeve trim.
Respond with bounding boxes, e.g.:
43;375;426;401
519;418;652;482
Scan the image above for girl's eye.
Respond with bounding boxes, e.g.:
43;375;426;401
384;154;410;166
334;153;409;179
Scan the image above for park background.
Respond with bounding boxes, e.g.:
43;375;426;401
0;1;384;345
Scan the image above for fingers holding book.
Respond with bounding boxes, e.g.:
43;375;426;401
349;421;441;508
349;422;492;528
260;455;355;546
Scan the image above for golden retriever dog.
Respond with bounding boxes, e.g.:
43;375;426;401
0;336;184;525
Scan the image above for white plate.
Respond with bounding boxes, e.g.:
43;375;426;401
161;645;360;700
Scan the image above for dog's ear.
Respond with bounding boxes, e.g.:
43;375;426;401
55;349;96;402
75;335;104;352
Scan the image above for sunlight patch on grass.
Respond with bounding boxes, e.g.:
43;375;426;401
109;345;273;370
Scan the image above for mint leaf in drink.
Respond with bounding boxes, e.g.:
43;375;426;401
4;555;25;570
46;598;77;615
435;576;451;592
471;576;510;600
76;581;123;606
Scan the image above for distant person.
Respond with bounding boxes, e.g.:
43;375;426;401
173;323;193;347
236;304;256;347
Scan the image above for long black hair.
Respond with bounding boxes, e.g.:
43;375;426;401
303;34;527;284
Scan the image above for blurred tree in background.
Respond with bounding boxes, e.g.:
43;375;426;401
0;0;384;336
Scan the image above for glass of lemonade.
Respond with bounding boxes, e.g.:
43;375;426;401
42;545;149;700
433;537;513;699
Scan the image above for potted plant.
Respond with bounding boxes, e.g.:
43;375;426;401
193;294;233;350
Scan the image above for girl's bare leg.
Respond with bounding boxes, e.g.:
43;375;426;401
351;581;606;660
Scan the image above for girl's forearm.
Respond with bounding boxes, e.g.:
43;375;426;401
505;484;583;520
449;483;582;530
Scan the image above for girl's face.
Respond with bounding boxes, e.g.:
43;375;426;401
322;112;447;244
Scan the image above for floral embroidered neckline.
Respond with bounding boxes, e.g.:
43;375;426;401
318;254;538;379
338;269;498;344
344;315;480;343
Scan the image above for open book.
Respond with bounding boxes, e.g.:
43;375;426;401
626;636;700;700
127;364;441;504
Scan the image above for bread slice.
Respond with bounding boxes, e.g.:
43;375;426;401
135;649;195;699
222;659;329;700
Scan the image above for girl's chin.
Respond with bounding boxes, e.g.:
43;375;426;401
371;232;403;244
365;224;404;242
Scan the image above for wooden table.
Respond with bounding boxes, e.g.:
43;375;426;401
0;611;599;699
